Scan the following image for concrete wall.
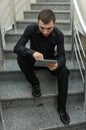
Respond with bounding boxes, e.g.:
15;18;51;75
15;0;31;20
77;0;86;23
0;0;14;30
0;0;34;31
77;0;86;50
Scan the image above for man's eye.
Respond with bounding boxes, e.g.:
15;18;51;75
47;28;52;30
41;27;44;30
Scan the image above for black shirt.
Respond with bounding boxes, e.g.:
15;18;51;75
14;23;66;68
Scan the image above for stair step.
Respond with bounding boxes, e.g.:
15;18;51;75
41;122;86;130
31;3;70;10
24;10;70;20
0;59;82;81
36;0;70;3
0;59;83;101
16;19;71;31
5;41;72;51
1;0;86;129
0;76;83;100
0;122;3;130
5;30;72;43
1;95;85;130
4;42;72;59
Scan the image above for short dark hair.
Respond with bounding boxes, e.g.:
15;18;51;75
38;9;56;24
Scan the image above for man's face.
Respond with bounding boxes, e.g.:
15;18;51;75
38;20;55;37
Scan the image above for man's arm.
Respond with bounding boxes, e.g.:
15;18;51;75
14;25;35;57
56;31;66;68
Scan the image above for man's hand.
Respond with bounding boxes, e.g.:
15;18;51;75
33;52;44;60
45;63;58;71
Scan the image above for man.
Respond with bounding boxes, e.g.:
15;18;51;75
14;9;70;124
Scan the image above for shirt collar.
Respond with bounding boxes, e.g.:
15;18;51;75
37;26;56;37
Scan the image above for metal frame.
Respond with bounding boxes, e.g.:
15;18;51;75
0;102;6;130
71;0;86;119
0;0;32;65
0;26;5;65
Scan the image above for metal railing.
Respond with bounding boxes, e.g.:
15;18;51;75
0;1;31;129
0;102;6;130
71;0;86;119
0;0;31;65
0;22;6;66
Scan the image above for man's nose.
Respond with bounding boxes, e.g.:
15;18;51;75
43;29;48;34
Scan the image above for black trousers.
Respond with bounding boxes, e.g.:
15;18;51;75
17;55;70;111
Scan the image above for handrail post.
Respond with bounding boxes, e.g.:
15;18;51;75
12;0;17;32
0;102;6;130
71;0;75;63
84;57;86;120
0;25;4;66
71;0;86;121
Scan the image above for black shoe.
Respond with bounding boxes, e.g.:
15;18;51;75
58;109;70;124
32;84;41;97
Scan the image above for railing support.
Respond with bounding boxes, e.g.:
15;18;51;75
70;0;75;63
0;102;6;130
71;0;86;121
84;57;86;120
0;26;4;66
12;0;17;32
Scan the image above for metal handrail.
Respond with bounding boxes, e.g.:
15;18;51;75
73;0;86;35
71;0;86;82
12;0;27;31
0;0;14;65
73;24;86;82
0;24;5;65
0;0;30;65
71;0;86;119
74;25;86;69
0;102;6;130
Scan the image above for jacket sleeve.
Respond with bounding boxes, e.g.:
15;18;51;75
13;26;35;57
56;31;66;68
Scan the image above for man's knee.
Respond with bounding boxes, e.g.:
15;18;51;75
60;66;70;76
50;66;70;76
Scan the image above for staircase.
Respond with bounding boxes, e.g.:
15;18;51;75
0;0;86;130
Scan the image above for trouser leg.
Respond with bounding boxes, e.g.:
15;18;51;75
50;66;70;110
17;56;39;86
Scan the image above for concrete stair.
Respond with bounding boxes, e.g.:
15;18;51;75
36;0;70;2
24;10;70;20
0;0;86;130
16;19;71;31
0;59;85;130
0;59;83;100
30;3;70;10
1;95;85;130
4;42;72;59
5;29;72;43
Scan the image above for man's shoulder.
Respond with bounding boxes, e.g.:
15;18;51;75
27;23;38;30
24;23;38;34
54;26;64;36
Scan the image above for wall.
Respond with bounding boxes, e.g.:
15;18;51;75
0;0;14;30
73;0;86;35
15;0;31;20
77;0;86;51
31;0;36;3
0;0;34;31
77;0;86;23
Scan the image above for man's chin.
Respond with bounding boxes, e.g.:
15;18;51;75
43;34;49;37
